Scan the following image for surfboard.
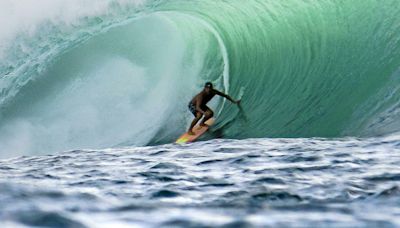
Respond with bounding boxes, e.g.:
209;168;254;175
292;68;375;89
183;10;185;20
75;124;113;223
176;118;215;144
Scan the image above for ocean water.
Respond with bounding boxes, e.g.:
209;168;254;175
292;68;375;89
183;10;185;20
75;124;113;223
1;0;400;227
1;137;400;227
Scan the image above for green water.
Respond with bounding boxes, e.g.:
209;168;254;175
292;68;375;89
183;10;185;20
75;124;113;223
157;0;400;138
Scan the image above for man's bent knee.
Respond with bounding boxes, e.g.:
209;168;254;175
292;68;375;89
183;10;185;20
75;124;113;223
205;110;214;118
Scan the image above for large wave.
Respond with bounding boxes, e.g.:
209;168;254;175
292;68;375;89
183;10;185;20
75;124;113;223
1;0;400;157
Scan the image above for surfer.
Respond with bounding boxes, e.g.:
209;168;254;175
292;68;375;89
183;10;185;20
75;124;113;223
187;82;240;135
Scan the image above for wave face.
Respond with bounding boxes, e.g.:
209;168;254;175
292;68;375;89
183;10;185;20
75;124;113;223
1;0;400;156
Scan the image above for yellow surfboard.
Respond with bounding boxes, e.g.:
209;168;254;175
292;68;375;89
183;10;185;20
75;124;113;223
176;118;215;144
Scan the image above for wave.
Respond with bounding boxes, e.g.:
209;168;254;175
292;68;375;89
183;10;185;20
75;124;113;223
1;0;400;156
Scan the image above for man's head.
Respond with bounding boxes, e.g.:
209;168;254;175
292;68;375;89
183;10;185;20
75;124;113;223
204;82;213;93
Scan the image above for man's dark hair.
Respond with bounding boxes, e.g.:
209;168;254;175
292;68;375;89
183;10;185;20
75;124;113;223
205;82;213;88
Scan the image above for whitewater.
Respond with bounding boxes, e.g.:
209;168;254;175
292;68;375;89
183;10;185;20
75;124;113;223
1;0;400;227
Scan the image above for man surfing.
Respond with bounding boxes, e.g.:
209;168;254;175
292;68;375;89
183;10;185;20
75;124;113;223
187;82;240;135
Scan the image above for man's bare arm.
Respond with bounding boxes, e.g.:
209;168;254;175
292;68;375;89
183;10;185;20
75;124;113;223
215;90;239;104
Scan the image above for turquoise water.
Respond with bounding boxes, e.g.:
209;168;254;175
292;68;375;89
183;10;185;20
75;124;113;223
158;0;400;138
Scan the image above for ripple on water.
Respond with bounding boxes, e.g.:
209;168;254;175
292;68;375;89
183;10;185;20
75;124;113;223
1;137;400;227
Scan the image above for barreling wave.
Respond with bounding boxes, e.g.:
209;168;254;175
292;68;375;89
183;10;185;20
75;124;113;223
1;0;400;157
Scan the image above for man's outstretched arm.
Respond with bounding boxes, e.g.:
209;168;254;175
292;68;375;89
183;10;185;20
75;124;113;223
215;90;240;104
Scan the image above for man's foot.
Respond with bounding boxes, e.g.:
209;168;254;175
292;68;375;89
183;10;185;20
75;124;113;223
188;130;195;135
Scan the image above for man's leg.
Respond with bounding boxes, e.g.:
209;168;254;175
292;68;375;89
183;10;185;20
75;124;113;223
188;112;203;135
200;107;214;126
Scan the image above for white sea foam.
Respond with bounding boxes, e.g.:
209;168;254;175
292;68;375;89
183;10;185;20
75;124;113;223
0;0;145;57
